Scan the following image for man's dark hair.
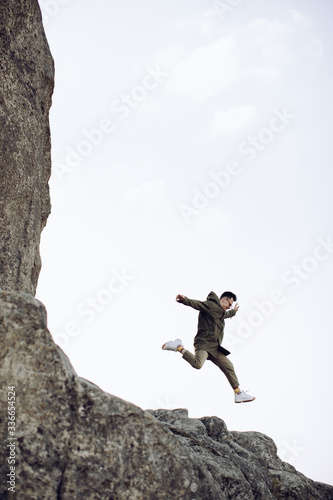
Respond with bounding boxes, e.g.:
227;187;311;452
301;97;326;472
220;291;237;301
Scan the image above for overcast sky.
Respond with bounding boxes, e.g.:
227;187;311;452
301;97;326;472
36;0;333;485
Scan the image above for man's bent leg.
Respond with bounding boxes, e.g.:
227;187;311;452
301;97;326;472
182;349;209;370
209;352;239;389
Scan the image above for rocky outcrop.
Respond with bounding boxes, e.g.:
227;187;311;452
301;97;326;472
0;291;332;499
0;0;54;295
148;409;333;500
0;291;223;499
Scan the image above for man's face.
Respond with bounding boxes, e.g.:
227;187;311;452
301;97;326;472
220;296;234;311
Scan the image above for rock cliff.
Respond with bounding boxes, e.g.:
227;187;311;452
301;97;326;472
0;291;333;499
0;0;54;295
1;2;333;499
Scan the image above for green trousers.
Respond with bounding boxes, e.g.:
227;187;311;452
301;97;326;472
182;349;239;389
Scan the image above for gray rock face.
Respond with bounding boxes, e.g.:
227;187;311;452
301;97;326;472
148;409;333;499
1;291;332;499
0;0;54;295
0;291;223;499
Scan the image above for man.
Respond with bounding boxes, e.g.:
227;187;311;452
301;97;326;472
162;291;255;403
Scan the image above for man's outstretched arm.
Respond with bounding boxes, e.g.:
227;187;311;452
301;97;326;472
176;294;211;313
224;302;239;318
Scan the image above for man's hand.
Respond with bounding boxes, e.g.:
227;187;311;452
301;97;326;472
176;294;185;303
233;302;240;312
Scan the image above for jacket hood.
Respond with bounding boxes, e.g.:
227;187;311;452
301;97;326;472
206;291;220;304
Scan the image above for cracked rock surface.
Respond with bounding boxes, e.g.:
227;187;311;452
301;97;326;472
148;409;333;499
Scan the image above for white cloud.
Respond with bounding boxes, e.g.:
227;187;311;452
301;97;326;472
247;18;292;41
152;44;187;73
288;8;312;28
212;105;257;135
243;19;293;72
246;13;324;66
195;208;230;230
248;65;281;81
163;16;297;103
161;11;324;104
165;37;238;103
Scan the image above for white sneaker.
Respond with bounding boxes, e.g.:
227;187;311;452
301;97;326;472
162;338;183;352
235;390;255;403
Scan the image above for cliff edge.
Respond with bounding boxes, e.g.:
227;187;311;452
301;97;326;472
0;0;54;295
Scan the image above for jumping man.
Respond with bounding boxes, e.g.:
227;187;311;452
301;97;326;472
162;291;255;403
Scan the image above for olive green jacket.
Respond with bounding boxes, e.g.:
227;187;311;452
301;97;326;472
181;291;236;357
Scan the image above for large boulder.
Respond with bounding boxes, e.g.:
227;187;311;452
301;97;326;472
0;291;223;499
0;0;54;295
148;409;333;499
1;290;333;499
